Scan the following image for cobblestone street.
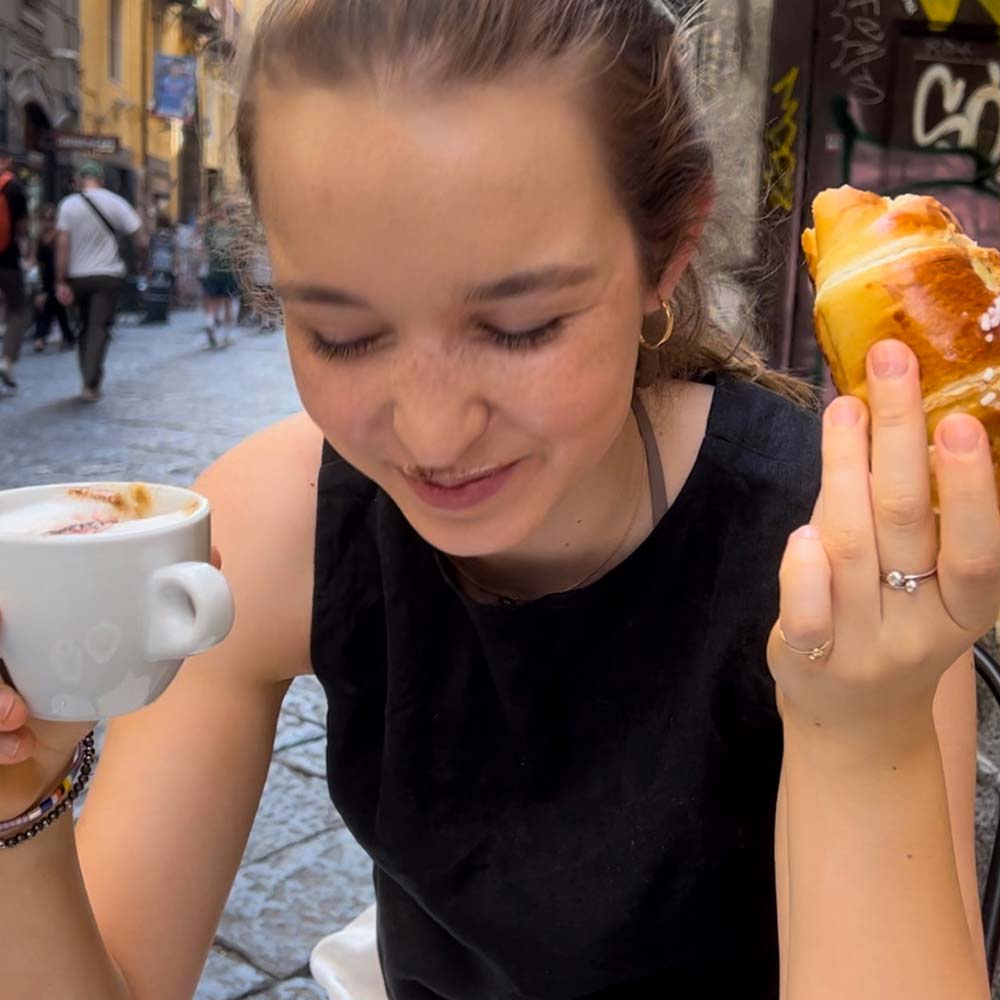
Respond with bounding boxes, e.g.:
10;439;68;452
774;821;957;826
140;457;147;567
0;310;375;1000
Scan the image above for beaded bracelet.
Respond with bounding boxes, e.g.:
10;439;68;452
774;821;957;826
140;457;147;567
0;733;96;850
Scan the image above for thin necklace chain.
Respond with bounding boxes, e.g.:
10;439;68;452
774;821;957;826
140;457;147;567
450;416;648;603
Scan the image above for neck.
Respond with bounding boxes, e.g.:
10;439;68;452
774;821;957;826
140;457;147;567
453;409;651;602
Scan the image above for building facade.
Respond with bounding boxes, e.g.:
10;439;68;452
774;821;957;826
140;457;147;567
77;0;241;226
0;0;82;223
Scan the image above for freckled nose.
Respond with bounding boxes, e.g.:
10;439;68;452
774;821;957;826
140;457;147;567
393;382;489;470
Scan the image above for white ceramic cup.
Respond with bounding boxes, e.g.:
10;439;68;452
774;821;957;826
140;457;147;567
0;482;235;721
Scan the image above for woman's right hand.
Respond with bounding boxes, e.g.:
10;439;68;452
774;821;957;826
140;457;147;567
0;678;95;821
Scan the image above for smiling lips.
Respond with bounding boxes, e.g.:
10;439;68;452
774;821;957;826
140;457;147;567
402;461;521;511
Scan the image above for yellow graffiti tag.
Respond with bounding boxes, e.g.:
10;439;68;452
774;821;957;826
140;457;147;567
764;67;800;213
920;0;1000;28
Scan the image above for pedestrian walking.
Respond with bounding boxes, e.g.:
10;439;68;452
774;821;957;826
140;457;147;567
144;214;177;324
200;202;240;349
54;161;147;402
0;4;994;1000
30;204;75;353
0;147;30;391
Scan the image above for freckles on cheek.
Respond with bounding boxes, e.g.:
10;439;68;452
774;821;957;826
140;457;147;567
291;356;373;454
510;350;633;449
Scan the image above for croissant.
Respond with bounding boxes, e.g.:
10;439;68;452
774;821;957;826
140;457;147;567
802;185;1000;485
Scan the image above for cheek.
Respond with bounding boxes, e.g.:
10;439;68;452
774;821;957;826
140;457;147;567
509;309;639;454
286;334;377;458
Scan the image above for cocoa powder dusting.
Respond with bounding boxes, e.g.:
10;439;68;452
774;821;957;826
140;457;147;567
46;519;117;536
66;483;155;520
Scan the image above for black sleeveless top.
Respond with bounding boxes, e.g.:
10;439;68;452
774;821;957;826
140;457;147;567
311;374;822;999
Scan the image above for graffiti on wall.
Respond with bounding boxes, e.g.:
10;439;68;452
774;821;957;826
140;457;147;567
913;58;1000;173
829;0;888;106
764;66;801;212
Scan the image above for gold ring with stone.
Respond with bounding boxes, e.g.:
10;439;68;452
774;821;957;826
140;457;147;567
778;626;832;662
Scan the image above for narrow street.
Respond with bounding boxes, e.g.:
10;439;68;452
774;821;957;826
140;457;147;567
1;311;375;1000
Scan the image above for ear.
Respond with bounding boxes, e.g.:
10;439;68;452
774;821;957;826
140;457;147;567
641;195;713;313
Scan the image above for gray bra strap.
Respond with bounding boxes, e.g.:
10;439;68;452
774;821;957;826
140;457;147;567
632;396;669;525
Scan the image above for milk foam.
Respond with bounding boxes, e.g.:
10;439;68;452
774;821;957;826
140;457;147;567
0;492;194;537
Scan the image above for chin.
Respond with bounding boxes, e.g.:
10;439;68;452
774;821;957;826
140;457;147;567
391;494;545;559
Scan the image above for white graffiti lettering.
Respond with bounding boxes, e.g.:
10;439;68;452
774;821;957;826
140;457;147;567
920;38;974;61
829;0;888;106
913;60;1000;175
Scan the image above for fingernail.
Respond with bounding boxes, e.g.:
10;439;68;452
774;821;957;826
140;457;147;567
941;418;982;455
0;690;11;722
827;398;859;426
0;733;21;758
870;342;909;379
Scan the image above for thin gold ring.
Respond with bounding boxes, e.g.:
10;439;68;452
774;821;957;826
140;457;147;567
778;626;832;662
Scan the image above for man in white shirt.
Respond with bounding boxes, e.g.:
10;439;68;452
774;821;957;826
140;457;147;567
55;161;147;401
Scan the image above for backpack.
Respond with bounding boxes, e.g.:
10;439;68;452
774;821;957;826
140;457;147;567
0;173;13;255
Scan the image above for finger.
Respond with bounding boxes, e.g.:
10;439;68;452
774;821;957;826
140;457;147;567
0;681;29;734
773;526;834;666
866;341;937;609
820;396;880;636
0;725;36;764
210;545;223;571
935;415;1000;635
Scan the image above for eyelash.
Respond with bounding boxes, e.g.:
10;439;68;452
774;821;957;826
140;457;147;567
308;318;565;361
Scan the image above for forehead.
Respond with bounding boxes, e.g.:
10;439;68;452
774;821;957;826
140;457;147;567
254;74;632;294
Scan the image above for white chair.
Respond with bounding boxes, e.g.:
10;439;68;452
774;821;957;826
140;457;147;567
310;905;388;1000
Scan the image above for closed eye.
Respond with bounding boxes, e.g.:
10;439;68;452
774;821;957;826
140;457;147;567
308;331;381;360
481;317;565;351
307;316;566;361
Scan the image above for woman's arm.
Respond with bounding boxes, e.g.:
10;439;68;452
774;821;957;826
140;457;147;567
933;650;985;970
770;339;999;999
775;651;985;1000
1;413;323;1000
781;706;985;1000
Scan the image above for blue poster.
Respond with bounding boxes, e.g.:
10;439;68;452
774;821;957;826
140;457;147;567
153;54;198;122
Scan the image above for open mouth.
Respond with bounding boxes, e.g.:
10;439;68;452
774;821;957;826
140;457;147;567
401;461;521;511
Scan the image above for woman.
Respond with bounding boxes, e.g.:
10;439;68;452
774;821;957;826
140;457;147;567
0;3;996;998
30;204;74;353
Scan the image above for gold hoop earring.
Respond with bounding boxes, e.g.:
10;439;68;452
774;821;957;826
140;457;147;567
640;300;675;351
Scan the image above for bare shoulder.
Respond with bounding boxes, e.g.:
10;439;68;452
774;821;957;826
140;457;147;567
194;411;325;684
638;379;715;507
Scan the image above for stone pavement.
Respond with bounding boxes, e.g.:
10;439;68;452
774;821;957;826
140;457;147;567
6;310;1000;996
0;310;375;999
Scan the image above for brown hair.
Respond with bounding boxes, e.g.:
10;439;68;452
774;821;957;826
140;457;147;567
234;0;815;406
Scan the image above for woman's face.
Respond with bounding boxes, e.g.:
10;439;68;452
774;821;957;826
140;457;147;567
254;73;661;557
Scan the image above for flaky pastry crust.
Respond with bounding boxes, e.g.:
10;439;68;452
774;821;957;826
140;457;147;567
803;185;1000;482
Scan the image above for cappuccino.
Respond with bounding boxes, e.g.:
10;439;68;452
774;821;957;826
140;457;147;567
0;484;198;538
0;480;234;721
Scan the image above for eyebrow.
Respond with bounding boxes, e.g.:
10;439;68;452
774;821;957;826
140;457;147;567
275;264;597;309
273;283;368;308
463;265;597;303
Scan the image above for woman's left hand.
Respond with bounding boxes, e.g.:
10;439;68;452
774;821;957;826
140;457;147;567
768;339;1000;743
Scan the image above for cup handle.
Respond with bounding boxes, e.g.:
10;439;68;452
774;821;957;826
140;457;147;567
144;562;235;662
